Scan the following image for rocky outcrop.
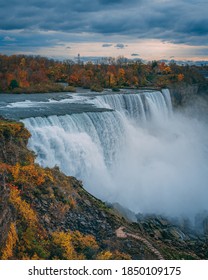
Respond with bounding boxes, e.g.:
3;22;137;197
168;84;199;106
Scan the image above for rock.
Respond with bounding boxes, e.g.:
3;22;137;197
111;203;137;222
84;199;91;207
169;84;199;106
153;229;163;239
43;215;51;224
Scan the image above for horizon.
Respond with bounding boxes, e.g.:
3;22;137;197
0;1;208;61
1;52;208;66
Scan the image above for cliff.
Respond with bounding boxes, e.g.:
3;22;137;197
169;83;199;106
0;118;207;260
169;81;208;106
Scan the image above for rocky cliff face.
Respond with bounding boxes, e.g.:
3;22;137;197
0;180;13;249
169;84;199;106
0;118;207;260
169;82;208;107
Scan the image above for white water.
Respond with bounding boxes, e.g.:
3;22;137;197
22;90;208;218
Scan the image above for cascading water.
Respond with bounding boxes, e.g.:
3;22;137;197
93;89;172;123
22;89;208;218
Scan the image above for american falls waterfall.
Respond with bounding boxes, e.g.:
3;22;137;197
22;89;208;218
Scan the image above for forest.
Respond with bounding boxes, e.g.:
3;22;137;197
0;54;206;93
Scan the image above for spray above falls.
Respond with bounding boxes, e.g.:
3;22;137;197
22;89;208;218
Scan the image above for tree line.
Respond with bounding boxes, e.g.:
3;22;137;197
0;54;206;93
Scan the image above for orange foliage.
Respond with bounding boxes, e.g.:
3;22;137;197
0;54;206;92
51;230;100;260
18;70;30;88
164;66;171;74
96;250;131;260
0;121;30;140
11;163;46;186
0;162;11;174
1;223;18;260
107;72;116;86
6;73;16;86
68;74;80;85
96;250;113;260
9;187;38;226
178;73;185;81
52;231;77;259
71;231;99;251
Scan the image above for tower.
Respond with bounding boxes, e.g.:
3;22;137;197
77;53;81;65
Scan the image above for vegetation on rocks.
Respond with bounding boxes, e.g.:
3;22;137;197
0;117;208;260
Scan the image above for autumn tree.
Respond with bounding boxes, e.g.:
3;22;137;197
1;223;18;260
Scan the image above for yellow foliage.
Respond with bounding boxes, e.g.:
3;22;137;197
44;169;54;183
1;223;18;260
107;72;116;86
20;58;26;68
96;250;131;260
132;76;139;86
51;230;99;260
31;253;41;260
9;187;38;226
0;121;31;141
96;251;113;260
11;163;20;181
118;68;125;78
52;231;77;259
11;164;46;186
164;66;171;74
71;231;99;251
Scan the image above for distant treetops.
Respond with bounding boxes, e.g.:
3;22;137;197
0;54;206;93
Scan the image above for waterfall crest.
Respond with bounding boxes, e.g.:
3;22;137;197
93;90;171;122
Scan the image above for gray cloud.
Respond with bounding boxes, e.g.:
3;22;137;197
0;0;207;55
131;53;140;56
102;43;113;47
115;43;126;49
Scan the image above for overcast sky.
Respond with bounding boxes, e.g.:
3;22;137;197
0;0;208;61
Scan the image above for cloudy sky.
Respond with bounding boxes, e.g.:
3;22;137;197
0;0;208;61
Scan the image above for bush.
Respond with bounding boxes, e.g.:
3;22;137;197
64;86;76;92
90;84;103;92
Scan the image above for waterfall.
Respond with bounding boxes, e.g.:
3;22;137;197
22;89;208;217
92;89;172;123
23;110;128;201
23;111;126;171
